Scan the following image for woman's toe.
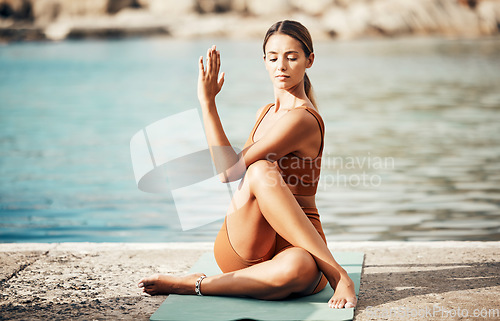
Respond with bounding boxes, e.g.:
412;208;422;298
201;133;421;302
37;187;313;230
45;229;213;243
345;301;356;308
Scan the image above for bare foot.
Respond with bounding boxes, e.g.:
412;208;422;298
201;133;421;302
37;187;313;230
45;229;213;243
328;275;357;309
138;273;205;296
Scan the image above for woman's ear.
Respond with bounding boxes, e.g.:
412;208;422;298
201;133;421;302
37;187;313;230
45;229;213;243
306;52;315;68
263;54;266;62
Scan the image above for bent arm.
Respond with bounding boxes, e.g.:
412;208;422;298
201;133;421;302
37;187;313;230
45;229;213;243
201;102;243;182
198;46;241;182
205;108;320;182
198;46;320;183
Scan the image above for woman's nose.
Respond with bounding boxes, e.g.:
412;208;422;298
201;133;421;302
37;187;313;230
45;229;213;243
277;58;286;71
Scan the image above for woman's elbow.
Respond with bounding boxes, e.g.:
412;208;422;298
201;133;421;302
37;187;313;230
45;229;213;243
217;171;242;183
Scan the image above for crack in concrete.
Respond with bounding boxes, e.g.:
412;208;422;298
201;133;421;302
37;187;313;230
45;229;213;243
0;250;51;289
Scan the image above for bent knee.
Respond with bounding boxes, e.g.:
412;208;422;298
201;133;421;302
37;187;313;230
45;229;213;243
245;160;281;188
247;160;275;176
271;248;319;290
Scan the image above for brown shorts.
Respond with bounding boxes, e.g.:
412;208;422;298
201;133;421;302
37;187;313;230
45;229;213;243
213;207;328;295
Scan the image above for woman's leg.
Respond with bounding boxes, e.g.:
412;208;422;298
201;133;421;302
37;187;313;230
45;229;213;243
139;247;322;300
140;160;356;308
224;160;356;308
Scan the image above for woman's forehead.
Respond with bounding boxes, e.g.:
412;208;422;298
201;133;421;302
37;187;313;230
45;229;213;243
265;34;303;54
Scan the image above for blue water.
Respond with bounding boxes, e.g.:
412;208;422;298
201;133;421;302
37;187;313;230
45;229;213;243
1;37;500;242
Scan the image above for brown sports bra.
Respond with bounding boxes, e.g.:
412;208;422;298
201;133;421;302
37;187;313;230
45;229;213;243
244;103;325;196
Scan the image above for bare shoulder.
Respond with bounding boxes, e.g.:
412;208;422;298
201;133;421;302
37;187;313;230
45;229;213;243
255;106;266;120
285;107;320;129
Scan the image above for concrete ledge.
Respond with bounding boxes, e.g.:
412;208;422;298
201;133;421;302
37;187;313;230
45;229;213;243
0;242;499;320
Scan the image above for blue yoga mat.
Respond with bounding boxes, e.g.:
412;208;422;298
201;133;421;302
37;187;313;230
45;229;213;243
150;251;364;321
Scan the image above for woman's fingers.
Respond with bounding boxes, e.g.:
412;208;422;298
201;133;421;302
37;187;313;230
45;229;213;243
218;72;225;90
216;49;221;74
213;47;216;70
206;47;212;74
198;46;223;98
198;56;205;77
203;46;221;78
207;46;217;74
211;46;219;76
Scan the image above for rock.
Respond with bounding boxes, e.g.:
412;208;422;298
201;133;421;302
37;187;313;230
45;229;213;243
112;7;170;32
2;0;499;42
168;12;237;38
197;0;232;13
31;0;109;26
458;0;479;9
107;0;139;14
323;0;498;39
113;7;159;25
321;7;350;38
44;19;71;40
246;0;292;17
437;0;481;36
144;0;197;16
476;0;500;35
416;0;479;36
399;1;438;35
43;7;169;41
289;0;332;17
370;0;413;36
0;0;31;20
322;3;370;39
288;12;331;40
136;0;148;8
347;4;371;36
226;15;276;38
231;0;248;13
30;0;59;26
334;0;367;8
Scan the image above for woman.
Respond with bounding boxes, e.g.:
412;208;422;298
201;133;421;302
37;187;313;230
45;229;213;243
138;20;357;309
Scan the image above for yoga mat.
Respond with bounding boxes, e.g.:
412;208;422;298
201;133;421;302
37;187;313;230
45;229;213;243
150;251;364;321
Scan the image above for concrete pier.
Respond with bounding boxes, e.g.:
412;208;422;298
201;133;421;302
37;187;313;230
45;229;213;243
1;242;499;320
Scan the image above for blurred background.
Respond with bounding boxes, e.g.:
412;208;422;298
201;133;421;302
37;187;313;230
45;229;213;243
1;0;499;243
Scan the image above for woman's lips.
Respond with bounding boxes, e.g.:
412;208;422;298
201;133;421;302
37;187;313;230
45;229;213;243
275;75;289;80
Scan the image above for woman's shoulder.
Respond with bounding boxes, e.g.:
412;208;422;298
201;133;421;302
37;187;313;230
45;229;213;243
255;106;265;120
287;106;324;131
255;103;274;120
290;105;322;119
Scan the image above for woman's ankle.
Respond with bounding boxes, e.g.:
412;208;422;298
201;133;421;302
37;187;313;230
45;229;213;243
328;270;352;290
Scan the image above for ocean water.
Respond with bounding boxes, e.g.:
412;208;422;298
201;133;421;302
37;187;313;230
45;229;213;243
1;36;499;242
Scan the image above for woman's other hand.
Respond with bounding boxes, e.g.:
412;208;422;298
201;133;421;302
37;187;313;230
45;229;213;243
198;45;225;105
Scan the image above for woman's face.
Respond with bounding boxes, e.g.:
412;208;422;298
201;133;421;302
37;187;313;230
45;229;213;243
264;34;314;92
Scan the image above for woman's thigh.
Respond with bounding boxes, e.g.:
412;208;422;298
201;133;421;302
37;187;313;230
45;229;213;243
224;172;277;261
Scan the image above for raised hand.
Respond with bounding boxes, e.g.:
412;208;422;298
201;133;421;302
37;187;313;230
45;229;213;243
198;45;225;105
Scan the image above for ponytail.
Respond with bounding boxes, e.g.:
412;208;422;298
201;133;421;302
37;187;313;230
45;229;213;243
304;73;317;108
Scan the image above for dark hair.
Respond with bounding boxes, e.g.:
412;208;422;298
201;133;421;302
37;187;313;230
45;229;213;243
263;20;317;108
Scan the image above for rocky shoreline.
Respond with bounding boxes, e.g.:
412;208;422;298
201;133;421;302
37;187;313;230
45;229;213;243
0;0;499;43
